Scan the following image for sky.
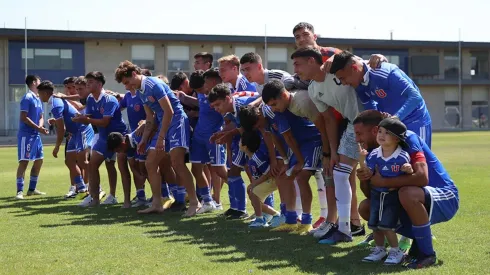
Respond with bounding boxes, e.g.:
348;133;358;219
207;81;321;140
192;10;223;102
1;0;489;42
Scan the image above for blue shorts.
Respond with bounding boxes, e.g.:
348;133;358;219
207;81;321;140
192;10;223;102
397;186;459;238
286;139;322;175
127;150;147;161
93;137;116;161
67;126;94;153
407;122;432;148
17;133;43;161
231;137;246;169
190;137;226;166
368;189;400;231
149;115;190;152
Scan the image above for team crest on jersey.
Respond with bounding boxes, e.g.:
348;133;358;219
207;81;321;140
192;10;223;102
251;165;257;174
375;89;387;98
134;104;141;112
271;123;279;131
148;96;155;103
100;107;104;114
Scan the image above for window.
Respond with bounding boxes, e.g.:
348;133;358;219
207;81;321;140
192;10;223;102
444;88;460;128
212;46;223;68
132;45;155;70
234;46;255;59
22;48;73;70
444;51;459;79
362;55;400;67
167;45;190;80
471;88;489;128
267;47;288;71
470;51;489;79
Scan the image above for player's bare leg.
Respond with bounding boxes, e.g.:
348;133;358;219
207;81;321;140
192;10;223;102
76;149;90;188
117;153;132;208
87;152;105;206
105;160;117;197
139;149;164;214
16;160;29;181
171;147;200;217
210;165;227;205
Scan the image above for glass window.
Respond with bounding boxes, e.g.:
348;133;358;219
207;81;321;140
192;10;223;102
267;47;287;70
470;51;489;79
132;45;155;70
22;48;73;70
444;51;459;79
471;88;489;128
167;45;190;81
21;48;34;70
234;46;255;59
444;88;460;128
213;46;223;68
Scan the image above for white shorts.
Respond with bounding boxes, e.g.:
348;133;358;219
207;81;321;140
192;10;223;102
337;123;359;160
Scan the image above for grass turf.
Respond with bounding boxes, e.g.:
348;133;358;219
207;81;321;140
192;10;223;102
0;132;489;274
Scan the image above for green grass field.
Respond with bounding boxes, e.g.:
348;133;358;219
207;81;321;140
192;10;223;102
0;132;489;275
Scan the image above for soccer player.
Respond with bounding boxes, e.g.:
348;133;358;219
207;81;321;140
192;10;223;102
353;110;459;269
240;130;281;228
194;52;213;71
170;72;199;130
38;80;94;197
292;47;361;244
115;61;199;216
188;70;227;213
208;83;259;219
72;71;129;207
15;75;47;199
330;51;433;147
261;81;323;234
218;55;257;93
359;117;413;265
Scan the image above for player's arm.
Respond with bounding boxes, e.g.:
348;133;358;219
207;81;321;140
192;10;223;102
250;96;263;107
176;91;198;107
141;105;155;143
282;130;303;166
86;100;116;127
67;100;84;111
38;112;44;129
251;168;271;187
54;118;65;150
321;108;339;158
19;99;42;131
313;114;330;155
271;134;287;160
389;69;425;121
156;95;174;143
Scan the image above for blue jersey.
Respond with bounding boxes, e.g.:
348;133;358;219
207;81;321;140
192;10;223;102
85;91;127;138
366;145;411;192
230;74;257;93
404;130;457;193
138;76;184;123
194;93;224;141
262;105;320;144
120;91;146;132
247;145;271;180
19;90;43;135
356;62;431;126
49;96;85;134
225;95;258;128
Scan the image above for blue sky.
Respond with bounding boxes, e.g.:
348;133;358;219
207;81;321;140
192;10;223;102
1;0;489;42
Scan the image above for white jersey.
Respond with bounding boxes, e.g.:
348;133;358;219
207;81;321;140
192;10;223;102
256;69;294;95
308;73;360;122
288;90;319;122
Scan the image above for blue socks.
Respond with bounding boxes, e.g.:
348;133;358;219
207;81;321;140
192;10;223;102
74;175;86;191
176;186;186;203
413;223;435;256
228;177;238;210
136;189;146;200
280;203;286;216
199;187;212;203
301;213;312;225
286;211;298;224
264;193;274;208
16;177;24;193
28;176;38;191
161;183;170;198
169;184;178;199
229;176;246;212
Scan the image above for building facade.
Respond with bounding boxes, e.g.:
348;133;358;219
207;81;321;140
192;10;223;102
0;28;489;136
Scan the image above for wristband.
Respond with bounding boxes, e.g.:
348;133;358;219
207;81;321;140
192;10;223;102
322;152;331;158
283;159;289;165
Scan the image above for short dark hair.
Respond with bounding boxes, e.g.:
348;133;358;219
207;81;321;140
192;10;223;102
115;60;141;83
170;72;188;90
85;71;106;85
63;76;77;85
25;75;40;87
240;52;262;65
353;110;384;126
262;79;285;104
75;76;86;85
241;130;262;153
107;132;125;152
293;22;315;34
208;83;231;103
330;50;356;74
203;67;221;81
141;69;152;77
189;70;205;90
238;105;261;132
37;80;55;94
194;52;213;66
291;47;323;65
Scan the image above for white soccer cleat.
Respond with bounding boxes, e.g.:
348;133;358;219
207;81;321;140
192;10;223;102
101;194;118;205
27;189;46;196
64;186;77;199
131;199;148;208
196;202;217;214
213;201;223;210
78;195;93;207
313;222;335;239
362;247;387;262
15;191;24;200
384;248;404;265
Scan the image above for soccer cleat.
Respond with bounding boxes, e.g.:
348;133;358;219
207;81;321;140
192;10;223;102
384;248;405;265
170;202;187;212
263;213;274;223
213;202;223;210
101;194;118;205
131;198;148;208
227;210;249;220
269;215;285;228
130;196;139;205
15;191;24;200
78;195;93;207
98;190;106;200
291;224;313;235
270;223;298;232
220;208;236;217
357;232;374;247
249;217;269;228
351;223;366;236
196;201;216;214
162;197;175;209
318;227;353;245
313;217;326;229
399;237;412;252
27;189;46;196
313;222;336;239
362;247;387;262
246;214;257;221
406;253;437;269
64;186;77;199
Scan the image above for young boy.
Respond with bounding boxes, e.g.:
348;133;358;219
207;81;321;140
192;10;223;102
359;117;413;265
240;130;280;228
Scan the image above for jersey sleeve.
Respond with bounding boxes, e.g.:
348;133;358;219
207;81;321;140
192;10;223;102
405;133;427;165
255;154;271;176
85;98;94;116
365;150;377;173
308;88;329;113
20;96;30;112
150;82;168;102
51;98;64;120
102;96;118;117
273;112;291;134
119;93;128;109
388;69;424;121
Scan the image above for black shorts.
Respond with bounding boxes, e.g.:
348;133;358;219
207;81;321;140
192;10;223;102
368;189;401;231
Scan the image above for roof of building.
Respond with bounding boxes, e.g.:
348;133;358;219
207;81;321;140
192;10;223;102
1;28;490;49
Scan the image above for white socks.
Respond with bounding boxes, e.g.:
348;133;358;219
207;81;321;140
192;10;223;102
294;179;303;218
333;163;353;234
314;171;328;218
